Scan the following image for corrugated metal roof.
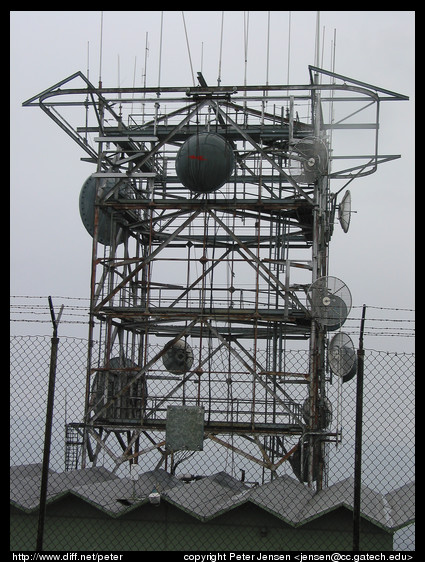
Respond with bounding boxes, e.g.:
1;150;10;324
10;464;414;531
249;475;314;525
384;482;416;530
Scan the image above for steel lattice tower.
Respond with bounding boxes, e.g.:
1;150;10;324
24;66;407;489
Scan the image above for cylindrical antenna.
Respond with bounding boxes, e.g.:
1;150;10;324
217;11;224;86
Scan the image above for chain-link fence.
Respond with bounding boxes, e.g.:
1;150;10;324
10;334;414;552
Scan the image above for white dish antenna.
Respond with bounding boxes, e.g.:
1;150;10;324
328;332;357;383
307;276;352;330
288;136;328;184
338;190;352;233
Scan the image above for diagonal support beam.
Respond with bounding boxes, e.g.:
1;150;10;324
94;208;202;310
208;209;308;314
203;319;306;427
102;98;211;201
144;341;226;421
89;317;200;422
212;102;314;204
85;427;120;464
206;433;272;468
169;247;234;308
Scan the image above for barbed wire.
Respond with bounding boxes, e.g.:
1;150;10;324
10;296;415;338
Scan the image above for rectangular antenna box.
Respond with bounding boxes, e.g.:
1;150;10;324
165;405;205;452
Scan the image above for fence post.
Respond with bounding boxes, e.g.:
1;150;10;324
353;304;366;551
36;297;63;551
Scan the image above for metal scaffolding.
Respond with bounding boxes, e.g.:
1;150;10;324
23;66;407;489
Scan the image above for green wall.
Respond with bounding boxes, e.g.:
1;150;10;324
10;498;393;552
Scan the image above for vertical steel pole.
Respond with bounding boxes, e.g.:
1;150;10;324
82;87;104;469
353;304;366;551
36;297;63;551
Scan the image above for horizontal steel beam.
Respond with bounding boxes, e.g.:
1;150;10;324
99;198;312;210
79;420;305;436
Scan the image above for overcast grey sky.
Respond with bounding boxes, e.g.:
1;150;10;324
10;11;414;351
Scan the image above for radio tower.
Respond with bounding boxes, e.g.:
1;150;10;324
24;55;407;490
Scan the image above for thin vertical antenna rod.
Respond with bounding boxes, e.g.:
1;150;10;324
266;12;270;86
99;11;104;87
328;28;337;171
158;12;163;88
143;32;149;88
218;11;224;86
131;56;137;114
142;32;148;122
117;55;122;118
85;42;90;144
321;25;325;69
332;28;337;74
315;11;320;69
87;41;90;81
181;12;195;86
201;42;204;73
243;11;249;111
286;11;291;86
243;12;249;88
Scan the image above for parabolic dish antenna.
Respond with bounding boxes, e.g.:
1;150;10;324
90;356;146;420
302;396;333;430
338;190;352;233
163;340;194;375
307;276;352;330
79;175;127;246
328;332;357;383
289;438;322;483
288;136;328;184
